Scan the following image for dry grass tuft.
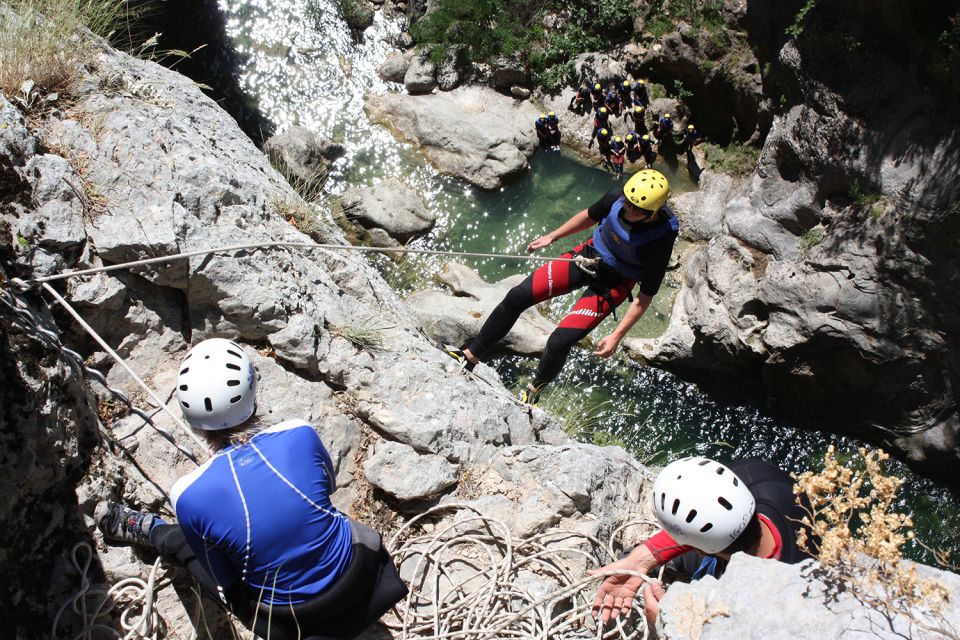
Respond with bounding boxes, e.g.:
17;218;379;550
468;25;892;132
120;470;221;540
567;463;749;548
0;0;131;101
794;447;956;637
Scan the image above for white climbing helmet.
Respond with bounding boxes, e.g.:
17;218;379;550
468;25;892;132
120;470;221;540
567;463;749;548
176;338;257;431
651;457;756;554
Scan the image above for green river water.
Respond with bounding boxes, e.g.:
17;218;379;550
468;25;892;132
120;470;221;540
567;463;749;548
214;0;960;562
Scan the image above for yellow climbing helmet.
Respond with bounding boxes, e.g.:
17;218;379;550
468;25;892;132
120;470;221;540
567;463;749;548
595;82;602;90
623;169;669;211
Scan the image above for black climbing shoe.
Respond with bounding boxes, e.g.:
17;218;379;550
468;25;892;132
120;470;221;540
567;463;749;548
445;345;476;374
95;500;158;546
521;384;543;406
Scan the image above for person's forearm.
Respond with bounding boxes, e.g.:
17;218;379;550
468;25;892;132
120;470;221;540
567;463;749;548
625;540;657;573
610;293;652;339
548;210;594;241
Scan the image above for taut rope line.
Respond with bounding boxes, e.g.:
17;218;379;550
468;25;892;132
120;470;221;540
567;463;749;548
10;241;596;289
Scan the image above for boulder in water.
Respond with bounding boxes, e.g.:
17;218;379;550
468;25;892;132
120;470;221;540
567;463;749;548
365;85;539;189
340;176;436;243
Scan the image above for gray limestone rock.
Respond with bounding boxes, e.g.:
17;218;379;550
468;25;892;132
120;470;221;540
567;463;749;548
268;313;322;374
378;50;411;83
573;53;626;86
657;554;960;640
510;86;531;100
364;440;459;500
0;95;37;165
404;50;437;94
340;176;435;242
365;85;539;189
437;49;466;91
406;261;555;355
490;56;529;91
263;125;344;185
14;154;87;275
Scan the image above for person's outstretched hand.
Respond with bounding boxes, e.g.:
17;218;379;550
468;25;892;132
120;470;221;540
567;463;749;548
588;556;645;623
593;334;621;357
526;234;554;253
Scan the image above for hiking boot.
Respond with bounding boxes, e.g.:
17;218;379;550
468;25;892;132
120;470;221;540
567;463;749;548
445;345;476;374
521;384;543;406
95;501;159;546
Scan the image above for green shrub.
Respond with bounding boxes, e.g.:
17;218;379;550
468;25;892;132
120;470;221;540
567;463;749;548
785;0;817;38
413;0;631;91
701;142;760;177
799;227;824;254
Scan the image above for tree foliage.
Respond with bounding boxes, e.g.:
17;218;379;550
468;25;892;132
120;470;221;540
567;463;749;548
412;0;632;90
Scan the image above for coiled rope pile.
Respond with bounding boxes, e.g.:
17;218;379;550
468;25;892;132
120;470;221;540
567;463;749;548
385;504;661;640
51;542;165;640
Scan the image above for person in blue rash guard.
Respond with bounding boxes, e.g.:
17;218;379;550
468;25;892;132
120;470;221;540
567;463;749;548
95;338;407;640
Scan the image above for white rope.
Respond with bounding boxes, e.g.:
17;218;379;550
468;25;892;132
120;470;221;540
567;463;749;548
51;542;165;640
15;241;595;287
40;282;208;460
387;504;661;640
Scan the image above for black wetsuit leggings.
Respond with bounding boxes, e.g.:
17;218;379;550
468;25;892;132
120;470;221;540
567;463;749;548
467;240;634;387
150;521;407;640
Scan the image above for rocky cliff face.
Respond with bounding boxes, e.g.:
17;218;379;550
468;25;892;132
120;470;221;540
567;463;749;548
0;33;653;639
628;0;960;478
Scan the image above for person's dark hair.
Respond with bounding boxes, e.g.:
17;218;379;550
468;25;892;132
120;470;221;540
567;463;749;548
196;412;270;451
720;514;762;556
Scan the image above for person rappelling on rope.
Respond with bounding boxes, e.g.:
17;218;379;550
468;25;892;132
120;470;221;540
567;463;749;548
590;457;814;627
447;170;678;405
95;339;407;640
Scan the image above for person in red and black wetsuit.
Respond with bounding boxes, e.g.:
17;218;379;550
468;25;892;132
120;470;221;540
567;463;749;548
447;170;678;404
590;457;813;627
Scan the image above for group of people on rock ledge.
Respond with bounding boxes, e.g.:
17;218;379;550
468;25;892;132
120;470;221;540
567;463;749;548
99;168;811;639
535;78;703;178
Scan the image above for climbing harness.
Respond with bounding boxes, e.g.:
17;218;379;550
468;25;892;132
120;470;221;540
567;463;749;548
386;503;663;639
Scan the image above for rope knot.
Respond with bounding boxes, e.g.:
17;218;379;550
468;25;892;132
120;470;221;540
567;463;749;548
573;254;600;277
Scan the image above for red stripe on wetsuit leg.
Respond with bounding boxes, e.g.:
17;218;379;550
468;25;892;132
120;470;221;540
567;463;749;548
557;280;634;331
531;242;588;304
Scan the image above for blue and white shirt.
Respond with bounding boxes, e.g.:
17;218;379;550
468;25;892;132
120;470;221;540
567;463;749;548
171;420;353;605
